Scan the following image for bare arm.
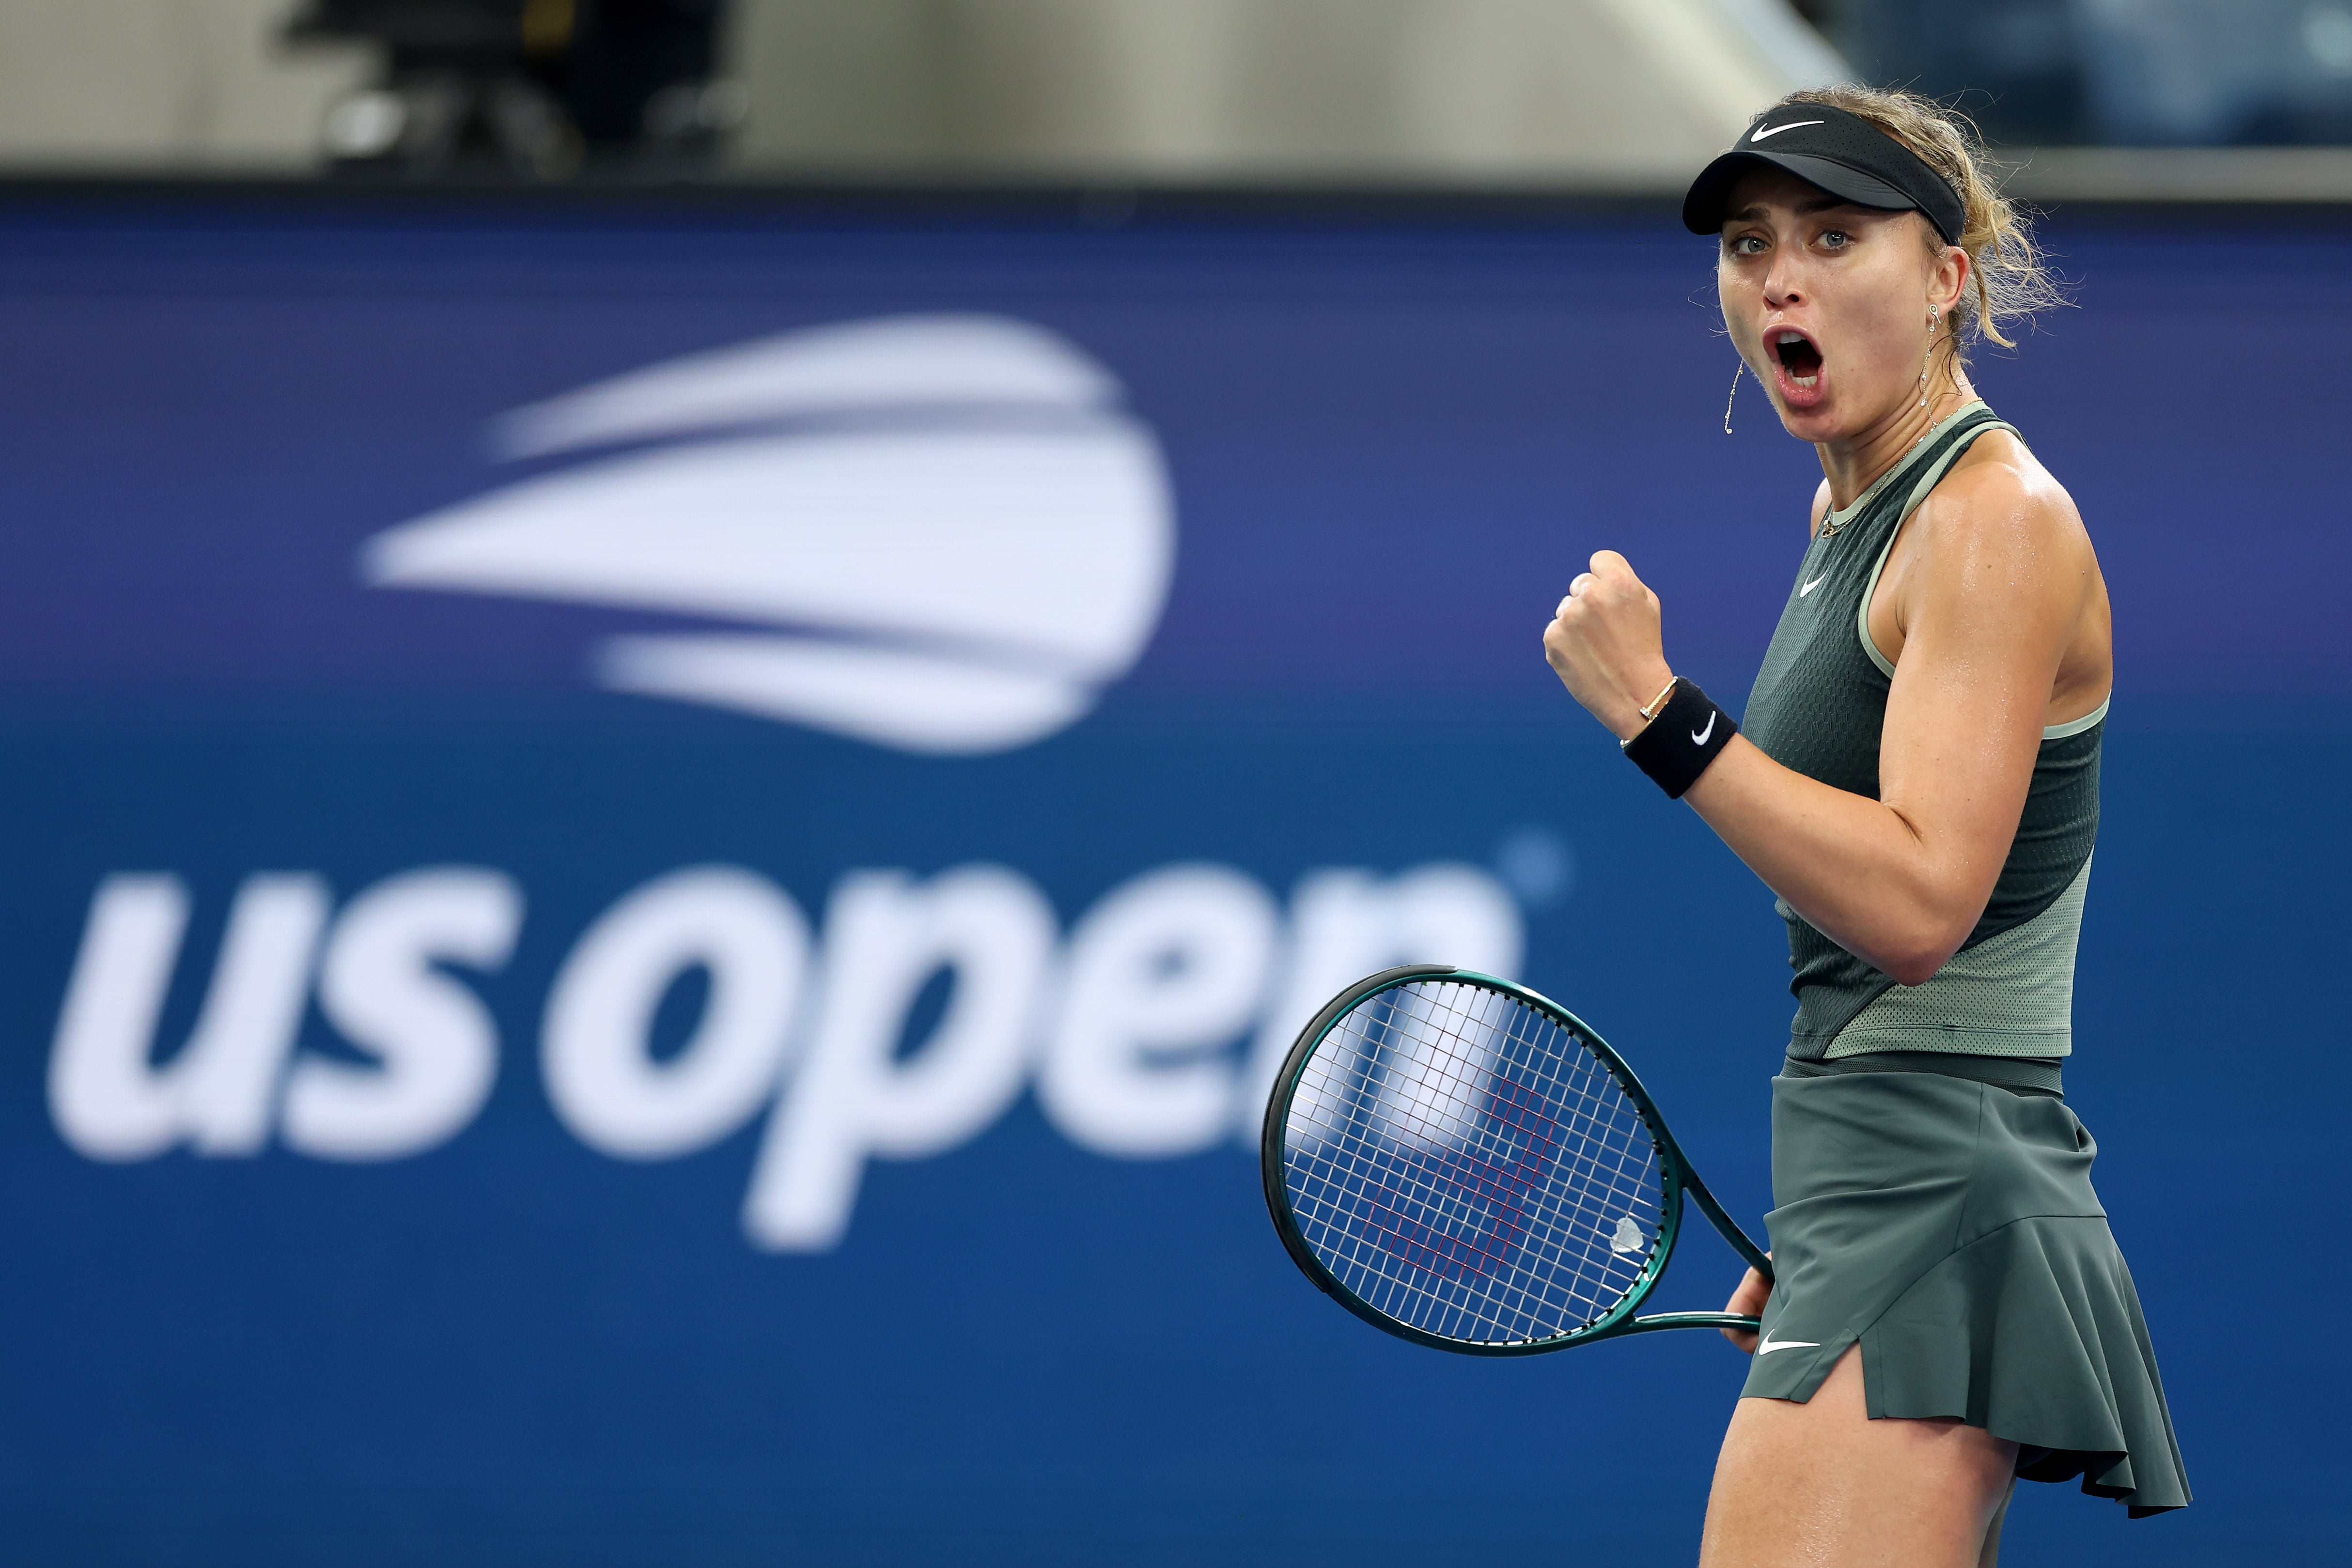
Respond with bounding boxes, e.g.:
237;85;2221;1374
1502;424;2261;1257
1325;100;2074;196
1543;464;2093;985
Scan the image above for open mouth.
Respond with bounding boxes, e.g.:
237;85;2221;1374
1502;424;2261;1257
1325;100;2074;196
1772;330;1822;389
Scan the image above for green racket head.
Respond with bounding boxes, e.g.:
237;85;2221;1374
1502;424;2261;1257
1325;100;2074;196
1261;966;1690;1355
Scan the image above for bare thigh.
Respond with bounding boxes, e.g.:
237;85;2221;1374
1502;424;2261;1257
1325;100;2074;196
1698;1347;2020;1568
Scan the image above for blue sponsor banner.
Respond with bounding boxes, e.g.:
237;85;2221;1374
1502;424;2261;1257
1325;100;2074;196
0;193;2344;1565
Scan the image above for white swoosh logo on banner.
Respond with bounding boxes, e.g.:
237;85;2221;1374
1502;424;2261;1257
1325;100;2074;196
363;315;1176;756
1751;121;1824;142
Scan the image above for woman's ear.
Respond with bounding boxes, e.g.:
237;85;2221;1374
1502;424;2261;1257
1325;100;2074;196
1932;241;1972;318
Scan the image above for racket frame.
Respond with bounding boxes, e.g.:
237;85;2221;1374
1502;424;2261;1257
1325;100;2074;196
1261;964;1774;1356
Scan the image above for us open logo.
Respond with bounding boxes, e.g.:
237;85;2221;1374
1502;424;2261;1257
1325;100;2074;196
50;860;1526;1252
49;314;1550;1252
362;313;1176;755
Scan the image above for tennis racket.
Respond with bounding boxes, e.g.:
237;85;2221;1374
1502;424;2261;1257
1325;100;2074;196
1261;964;1771;1354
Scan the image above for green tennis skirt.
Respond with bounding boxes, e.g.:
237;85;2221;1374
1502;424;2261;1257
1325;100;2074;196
1741;1060;2191;1517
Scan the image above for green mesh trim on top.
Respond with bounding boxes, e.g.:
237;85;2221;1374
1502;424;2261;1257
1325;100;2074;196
2042;696;2111;741
1823;856;2093;1060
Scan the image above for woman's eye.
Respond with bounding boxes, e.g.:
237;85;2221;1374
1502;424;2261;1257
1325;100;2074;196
1729;235;1766;256
1820;230;1852;249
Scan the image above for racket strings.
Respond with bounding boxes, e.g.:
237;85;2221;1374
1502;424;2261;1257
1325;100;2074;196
1289;987;1655;1342
1282;980;1665;1346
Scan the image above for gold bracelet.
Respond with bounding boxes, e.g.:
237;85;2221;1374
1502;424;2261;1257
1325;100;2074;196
1637;676;1680;721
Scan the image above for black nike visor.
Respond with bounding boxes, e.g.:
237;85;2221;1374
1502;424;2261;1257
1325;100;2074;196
1682;102;1965;246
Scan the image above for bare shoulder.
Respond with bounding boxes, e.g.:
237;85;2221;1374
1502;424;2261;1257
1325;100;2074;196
1882;426;2112;716
1909;428;2095;585
1807;478;1831;539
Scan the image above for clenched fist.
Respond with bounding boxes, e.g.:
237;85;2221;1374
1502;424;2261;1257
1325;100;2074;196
1542;550;1677;741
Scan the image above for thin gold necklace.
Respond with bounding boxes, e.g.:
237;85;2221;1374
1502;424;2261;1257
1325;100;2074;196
1818;423;1940;539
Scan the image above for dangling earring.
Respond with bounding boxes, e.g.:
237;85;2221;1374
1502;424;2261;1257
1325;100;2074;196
1919;310;1937;409
1724;358;1744;435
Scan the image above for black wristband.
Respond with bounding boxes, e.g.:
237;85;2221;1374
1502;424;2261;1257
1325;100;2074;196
1620;678;1737;799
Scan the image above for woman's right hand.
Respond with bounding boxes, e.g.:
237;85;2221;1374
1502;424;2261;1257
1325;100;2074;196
1721;1263;1772;1353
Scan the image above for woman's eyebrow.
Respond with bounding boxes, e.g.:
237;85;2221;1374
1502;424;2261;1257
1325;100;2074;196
1724;196;1869;226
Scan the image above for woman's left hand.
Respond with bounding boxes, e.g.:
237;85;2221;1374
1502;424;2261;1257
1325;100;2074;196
1542;550;1677;741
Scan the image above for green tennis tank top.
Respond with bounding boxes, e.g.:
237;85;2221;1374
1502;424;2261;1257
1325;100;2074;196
1743;403;2107;1061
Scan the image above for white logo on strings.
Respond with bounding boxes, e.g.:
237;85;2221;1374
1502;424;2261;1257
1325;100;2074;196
1608;1216;1646;1255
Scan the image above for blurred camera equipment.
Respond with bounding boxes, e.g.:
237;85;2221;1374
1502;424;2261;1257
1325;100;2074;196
287;0;743;178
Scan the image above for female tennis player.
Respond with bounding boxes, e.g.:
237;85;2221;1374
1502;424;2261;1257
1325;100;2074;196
1542;87;2188;1563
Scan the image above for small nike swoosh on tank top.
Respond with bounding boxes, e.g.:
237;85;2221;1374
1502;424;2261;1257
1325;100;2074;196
1799;573;1827;596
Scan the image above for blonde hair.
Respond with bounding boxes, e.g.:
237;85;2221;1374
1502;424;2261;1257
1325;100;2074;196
1776;84;2066;354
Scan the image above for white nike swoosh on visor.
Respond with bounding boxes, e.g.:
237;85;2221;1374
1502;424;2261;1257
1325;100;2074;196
1799;573;1827;596
1691;712;1717;745
1751;121;1824;142
1755;1335;1821;1356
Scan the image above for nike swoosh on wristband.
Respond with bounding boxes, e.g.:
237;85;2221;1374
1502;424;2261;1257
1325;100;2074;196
1799;573;1827;596
1751;121;1824;142
1691;712;1717;745
1755;1335;1821;1356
